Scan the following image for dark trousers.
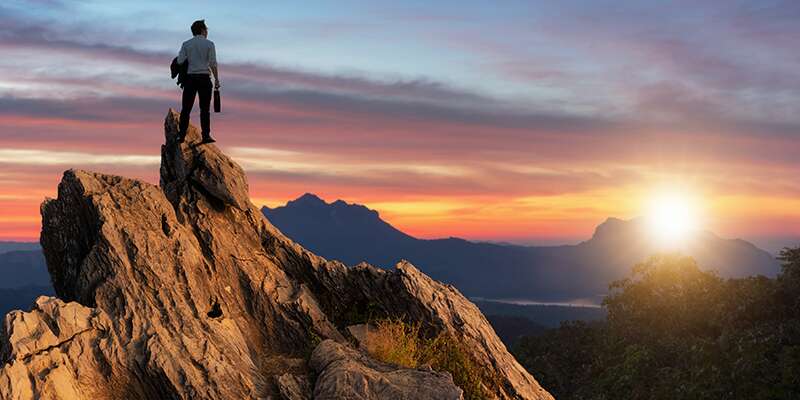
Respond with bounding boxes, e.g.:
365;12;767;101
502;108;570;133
179;74;212;138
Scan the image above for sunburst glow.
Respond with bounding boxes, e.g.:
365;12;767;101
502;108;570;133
645;192;701;247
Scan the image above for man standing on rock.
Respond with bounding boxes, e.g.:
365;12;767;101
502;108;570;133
177;19;220;144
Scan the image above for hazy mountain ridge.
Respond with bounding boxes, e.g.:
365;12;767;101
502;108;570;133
0;249;49;289
263;196;779;304
0;243;54;317
0;241;41;253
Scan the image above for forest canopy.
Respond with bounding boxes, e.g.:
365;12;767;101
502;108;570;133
514;248;800;400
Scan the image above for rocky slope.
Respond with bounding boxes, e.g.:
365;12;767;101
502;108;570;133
0;110;553;400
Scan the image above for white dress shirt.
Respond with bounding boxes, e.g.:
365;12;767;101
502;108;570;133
177;35;217;75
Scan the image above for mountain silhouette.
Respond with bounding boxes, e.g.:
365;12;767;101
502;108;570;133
263;195;779;303
0;241;40;254
263;193;417;264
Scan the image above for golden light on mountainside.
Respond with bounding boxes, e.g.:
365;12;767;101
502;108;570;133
645;190;702;248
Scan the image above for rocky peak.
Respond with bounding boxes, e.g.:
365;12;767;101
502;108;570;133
1;111;553;400
161;109;250;212
290;193;327;207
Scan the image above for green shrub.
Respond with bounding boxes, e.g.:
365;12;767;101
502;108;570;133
420;333;487;400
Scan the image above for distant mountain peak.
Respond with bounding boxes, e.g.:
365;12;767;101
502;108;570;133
290;192;327;206
262;194;416;262
268;193;383;221
590;217;644;241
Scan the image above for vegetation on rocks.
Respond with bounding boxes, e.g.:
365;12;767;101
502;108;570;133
365;319;487;400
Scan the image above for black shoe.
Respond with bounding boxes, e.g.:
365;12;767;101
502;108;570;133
201;137;216;144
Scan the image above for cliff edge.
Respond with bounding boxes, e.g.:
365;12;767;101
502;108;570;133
0;111;553;400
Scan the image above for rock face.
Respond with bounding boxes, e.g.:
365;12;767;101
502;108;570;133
310;339;463;400
0;110;553;400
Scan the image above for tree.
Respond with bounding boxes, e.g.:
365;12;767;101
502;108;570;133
778;246;800;316
511;248;800;400
604;253;724;341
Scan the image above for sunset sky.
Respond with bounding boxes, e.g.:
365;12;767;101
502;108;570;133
1;1;799;252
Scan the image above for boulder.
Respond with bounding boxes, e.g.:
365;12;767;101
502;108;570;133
310;339;463;400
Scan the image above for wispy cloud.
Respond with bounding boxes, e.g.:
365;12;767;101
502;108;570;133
0;149;159;166
0;1;798;246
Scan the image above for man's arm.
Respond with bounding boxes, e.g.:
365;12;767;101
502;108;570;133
211;66;220;89
177;42;187;64
209;42;220;88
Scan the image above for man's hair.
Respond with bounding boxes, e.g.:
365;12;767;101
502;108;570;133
190;20;207;36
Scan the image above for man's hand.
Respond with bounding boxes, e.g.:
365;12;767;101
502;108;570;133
211;66;220;90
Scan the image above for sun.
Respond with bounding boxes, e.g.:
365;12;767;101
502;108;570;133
645;191;700;247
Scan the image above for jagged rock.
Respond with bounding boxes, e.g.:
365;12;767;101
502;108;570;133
346;324;373;349
310;339;463;400
300;261;553;399
0;297;123;400
160;113;249;211
2;297;106;362
276;373;312;400
0;110;553;399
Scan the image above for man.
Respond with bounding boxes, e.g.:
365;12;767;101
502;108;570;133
177;20;220;144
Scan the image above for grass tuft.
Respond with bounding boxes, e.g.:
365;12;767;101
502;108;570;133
364;318;488;400
364;318;421;368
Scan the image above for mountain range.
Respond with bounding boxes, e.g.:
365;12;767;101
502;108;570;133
263;193;780;304
0;191;779;321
